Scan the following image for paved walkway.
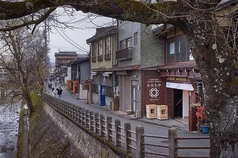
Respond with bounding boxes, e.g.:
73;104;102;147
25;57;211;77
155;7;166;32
48;84;210;157
57;85;196;132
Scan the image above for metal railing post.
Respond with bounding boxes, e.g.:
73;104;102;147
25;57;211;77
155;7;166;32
136;125;144;158
168;128;178;158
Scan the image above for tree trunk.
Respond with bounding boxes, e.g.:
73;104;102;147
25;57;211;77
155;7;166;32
171;5;238;155
185;26;238;157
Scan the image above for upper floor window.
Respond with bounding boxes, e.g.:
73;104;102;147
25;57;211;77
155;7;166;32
92;43;97;57
120;40;126;49
134;32;138;45
98;40;103;56
105;37;111;54
166;35;191;63
105;37;111;60
126;37;132;47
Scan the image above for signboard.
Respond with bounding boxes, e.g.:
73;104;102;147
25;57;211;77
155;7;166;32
166;82;194;91
146;78;161;102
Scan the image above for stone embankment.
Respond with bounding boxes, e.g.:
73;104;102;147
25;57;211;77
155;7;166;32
30;103;120;158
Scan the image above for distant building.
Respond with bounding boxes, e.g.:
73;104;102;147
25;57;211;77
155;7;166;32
86;26;117;107
54;51;78;84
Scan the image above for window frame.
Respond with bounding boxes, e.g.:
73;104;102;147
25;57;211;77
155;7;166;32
166;35;190;63
105;37;111;54
134;32;138;45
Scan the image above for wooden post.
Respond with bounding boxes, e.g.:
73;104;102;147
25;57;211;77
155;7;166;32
72;105;75;119
94;113;99;133
168;128;178;158
107;117;112;141
115;119;121;147
78;107;82;124
100;114;104;137
85;109;88;127
65;103;68;116
71;104;73;118
125;123;131;153
136;126;144;158
81;108;85;125
89;111;93;130
75;107;79;122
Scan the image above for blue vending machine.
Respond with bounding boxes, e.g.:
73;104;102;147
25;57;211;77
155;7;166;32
99;85;105;106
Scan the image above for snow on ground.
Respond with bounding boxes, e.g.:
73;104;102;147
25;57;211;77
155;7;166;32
0;103;20;158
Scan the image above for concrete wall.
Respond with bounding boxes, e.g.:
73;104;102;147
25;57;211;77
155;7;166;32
140;25;165;67
30;103;121;158
80;61;90;82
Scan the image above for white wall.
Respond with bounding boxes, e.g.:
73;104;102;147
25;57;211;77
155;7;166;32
65;67;71;83
183;90;189;118
78;84;88;99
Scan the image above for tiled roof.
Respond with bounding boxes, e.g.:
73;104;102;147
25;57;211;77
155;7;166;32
217;0;238;10
55;51;77;56
157;61;198;71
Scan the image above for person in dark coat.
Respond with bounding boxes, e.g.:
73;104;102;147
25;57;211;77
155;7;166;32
56;87;63;99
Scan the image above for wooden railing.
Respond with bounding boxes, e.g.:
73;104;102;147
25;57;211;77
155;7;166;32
42;93;210;158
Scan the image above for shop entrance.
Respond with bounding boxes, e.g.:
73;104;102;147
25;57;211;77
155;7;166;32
174;89;183;117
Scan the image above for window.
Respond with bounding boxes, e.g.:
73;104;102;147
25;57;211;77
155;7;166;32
134;32;138;45
120;40;126;49
105;37;111;54
92;43;97;57
126;37;132;47
167;36;190;63
169;42;175;54
98;40;103;56
105;37;111;60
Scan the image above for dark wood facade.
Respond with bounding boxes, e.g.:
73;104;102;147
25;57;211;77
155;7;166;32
141;70;165;116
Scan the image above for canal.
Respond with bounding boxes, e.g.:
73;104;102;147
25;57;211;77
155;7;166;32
0;103;20;158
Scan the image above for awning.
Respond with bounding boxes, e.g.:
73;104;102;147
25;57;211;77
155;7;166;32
91;72;97;76
166;82;194;91
103;72;112;77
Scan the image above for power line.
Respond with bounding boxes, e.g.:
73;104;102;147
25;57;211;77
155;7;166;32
53;27;89;53
58;27;88;52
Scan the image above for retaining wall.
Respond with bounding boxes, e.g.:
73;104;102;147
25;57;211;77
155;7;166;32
30;103;120;158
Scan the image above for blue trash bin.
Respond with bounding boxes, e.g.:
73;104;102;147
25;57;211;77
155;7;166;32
201;125;209;134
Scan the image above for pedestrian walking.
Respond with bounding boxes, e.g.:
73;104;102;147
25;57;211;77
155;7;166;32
56;87;63;99
51;88;57;97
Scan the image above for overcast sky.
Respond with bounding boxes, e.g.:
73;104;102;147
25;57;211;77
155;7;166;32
47;9;115;63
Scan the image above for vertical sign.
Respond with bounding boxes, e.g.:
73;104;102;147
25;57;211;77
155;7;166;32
146;78;161;102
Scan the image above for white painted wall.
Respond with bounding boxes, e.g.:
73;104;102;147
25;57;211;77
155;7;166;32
65;67;71;83
183;90;189;118
78;84;88;99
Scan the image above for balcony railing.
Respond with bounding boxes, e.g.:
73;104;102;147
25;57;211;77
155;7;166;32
92;56;96;62
104;53;111;61
116;47;133;61
98;55;103;62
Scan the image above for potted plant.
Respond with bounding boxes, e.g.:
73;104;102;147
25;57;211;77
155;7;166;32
196;106;209;134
